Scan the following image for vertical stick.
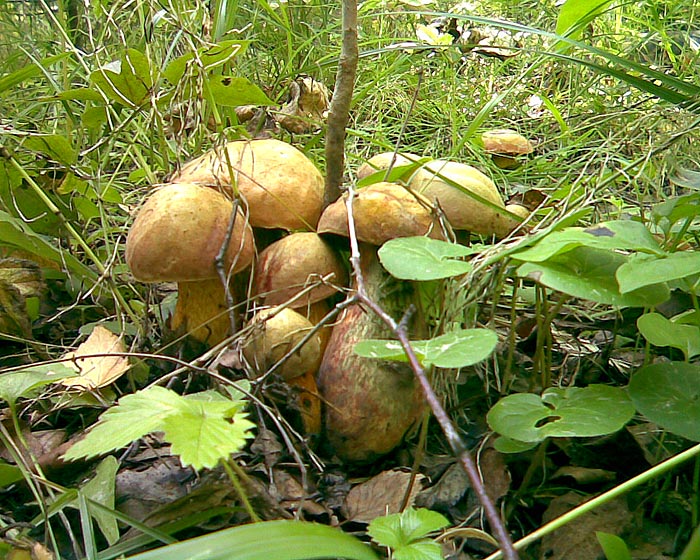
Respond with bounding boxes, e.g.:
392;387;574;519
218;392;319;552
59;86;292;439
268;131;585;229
323;0;358;208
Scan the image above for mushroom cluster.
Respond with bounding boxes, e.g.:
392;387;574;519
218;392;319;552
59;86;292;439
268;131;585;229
126;139;535;463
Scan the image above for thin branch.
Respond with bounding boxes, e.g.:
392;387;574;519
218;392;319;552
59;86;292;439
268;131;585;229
344;186;519;560
324;0;358;208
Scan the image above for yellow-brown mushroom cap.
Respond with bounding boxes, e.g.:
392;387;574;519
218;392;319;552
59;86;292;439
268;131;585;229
356;152;421;181
126;182;255;282
317;182;441;245
171;138;324;231
481;129;534;156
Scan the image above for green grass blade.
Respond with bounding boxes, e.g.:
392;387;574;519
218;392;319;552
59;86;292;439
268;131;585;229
125;520;379;560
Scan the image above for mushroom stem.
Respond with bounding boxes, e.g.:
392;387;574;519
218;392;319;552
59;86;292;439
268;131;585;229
171;278;233;345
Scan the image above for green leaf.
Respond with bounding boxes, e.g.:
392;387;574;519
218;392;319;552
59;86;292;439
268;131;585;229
125;520;379;560
0;462;24;487
596;532;632;560
0;52;72;95
0;363;78;408
0;209;98;282
555;0;613;51
368;508;448;551
492;437;538;454
207;76;273;107
617;252;700;294
23;135;77;166
163;40;250;84
357;159;429;188
90;49;153;107
354;328;498;368
69;457;119;545
629;362;700;441
487;385;635;443
378;237;475;281
394;540;443;560
62;386;255;470
512;220;663;263
637;313;700;360
517;246;670;307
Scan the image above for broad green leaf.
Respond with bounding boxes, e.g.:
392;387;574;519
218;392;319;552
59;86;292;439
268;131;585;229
492;437;538;454
24;135;76;165
90;49;153;107
517;246;670;307
512;220;663;263
637;313;700;360
55;87;104;102
0;462;24;487
125;520;379;560
70;457;119;545
63;386;255;470
596;532;632;560
0;209;98;282
163;40;250;85
629;362;700;441
354;328;497;368
416;24;454;46
617;252;700;294
0;52;72;94
0;363;78;407
652;193;700;229
487;385;635;443
555;0;613;51
378;237;475;281
207;76;273;107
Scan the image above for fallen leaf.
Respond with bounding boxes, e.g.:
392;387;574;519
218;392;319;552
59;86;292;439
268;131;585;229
342;469;425;523
60;326;129;390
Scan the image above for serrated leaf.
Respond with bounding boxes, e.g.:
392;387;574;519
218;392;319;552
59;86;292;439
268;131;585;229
354;328;497;368
637;313;700;360
617;251;700;294
378;237;475;281
62;386;254;470
368;508;448;557
487;385;635;443
161;402;255;470
629;362;700;441
125;519;379;560
394;540;443;560
517;246;670;307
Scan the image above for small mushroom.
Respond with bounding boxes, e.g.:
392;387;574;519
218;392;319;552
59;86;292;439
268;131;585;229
481;129;534;169
254;232;348;308
171;138;325;231
126;183;255;345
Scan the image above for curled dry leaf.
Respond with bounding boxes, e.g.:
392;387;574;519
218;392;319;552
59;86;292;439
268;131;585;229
60;326;130;390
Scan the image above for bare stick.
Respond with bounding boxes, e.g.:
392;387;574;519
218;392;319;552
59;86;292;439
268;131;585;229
344;186;519;560
323;0;358;208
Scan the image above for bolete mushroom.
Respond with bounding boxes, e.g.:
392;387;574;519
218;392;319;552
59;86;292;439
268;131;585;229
126;183;255;345
253;232;348;308
317;182;442;245
171;138;324;231
481;129;534;169
408;159;515;237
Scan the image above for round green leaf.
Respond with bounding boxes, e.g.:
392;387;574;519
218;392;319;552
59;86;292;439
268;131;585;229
629;361;700;441
378;237;476;281
487;385;635;443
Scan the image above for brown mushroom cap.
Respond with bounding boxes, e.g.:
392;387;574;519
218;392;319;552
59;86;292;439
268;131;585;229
242;306;322;380
171;138;324;231
254;232;348;307
408;160;508;235
126;182;255;282
317;182;441;245
356;152;421;181
493;203;531;238
481;129;534;156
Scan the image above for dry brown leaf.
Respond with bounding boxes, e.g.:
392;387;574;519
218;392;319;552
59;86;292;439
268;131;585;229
60;326;129;390
342;469;425;523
